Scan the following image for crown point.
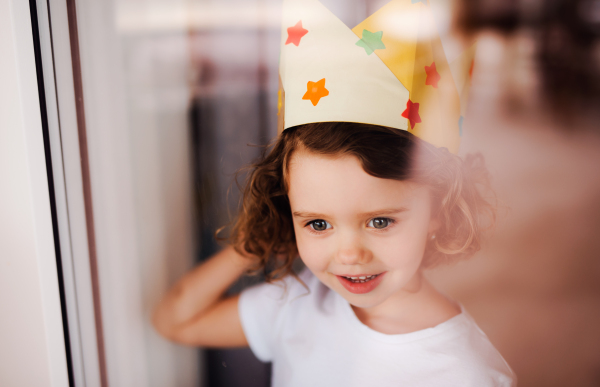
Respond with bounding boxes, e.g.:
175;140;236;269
302;78;329;106
286;20;308;47
425;62;441;88
401;99;422;129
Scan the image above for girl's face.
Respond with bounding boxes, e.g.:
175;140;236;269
288;150;438;309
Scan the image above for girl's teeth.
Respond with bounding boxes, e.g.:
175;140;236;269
344;274;377;283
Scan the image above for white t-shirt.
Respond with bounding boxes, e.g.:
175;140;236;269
239;269;516;387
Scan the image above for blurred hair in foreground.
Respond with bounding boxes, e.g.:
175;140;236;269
420;1;600;386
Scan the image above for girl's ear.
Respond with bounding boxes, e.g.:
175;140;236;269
428;216;441;235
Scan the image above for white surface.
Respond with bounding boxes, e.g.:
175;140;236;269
39;0;97;384
239;269;515;386
0;0;69;386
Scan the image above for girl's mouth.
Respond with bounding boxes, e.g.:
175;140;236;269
336;272;386;294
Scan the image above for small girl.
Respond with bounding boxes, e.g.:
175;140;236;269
153;0;516;385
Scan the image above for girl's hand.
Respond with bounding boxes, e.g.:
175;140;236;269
152;245;251;347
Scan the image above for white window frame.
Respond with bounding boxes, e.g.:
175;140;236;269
0;0;69;386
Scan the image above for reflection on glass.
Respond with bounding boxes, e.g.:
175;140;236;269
78;0;600;386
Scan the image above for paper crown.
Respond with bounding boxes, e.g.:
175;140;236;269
276;0;475;154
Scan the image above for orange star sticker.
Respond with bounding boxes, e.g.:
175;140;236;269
401;99;421;129
302;78;329;106
424;62;440;88
286;21;308;46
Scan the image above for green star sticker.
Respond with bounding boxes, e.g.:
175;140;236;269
355;29;386;55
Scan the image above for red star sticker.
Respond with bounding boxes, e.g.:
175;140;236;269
402;99;422;129
424;62;440;88
286;20;308;46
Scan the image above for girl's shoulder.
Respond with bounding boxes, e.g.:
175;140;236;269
237;268;327;362
429;306;517;386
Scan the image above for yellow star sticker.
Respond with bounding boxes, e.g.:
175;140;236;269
302;78;329;106
277;89;282;115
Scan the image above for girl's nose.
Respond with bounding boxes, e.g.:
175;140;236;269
334;233;372;265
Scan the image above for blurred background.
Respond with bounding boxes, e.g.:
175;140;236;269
51;0;600;386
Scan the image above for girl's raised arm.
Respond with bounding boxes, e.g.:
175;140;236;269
152;245;251;347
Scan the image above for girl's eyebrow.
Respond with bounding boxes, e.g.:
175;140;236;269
292;208;408;219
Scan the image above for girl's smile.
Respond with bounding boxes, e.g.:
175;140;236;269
287;149;440;314
336;272;386;294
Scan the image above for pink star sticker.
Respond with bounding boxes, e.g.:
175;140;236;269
286;21;308;46
425;62;440;88
402;99;422;129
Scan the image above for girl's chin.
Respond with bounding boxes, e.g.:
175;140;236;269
346;297;385;309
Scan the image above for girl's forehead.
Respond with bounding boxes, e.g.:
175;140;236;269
287;151;426;210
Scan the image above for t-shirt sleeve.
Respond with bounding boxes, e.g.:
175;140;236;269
238;279;291;362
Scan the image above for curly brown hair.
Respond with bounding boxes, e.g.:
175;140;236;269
223;122;496;282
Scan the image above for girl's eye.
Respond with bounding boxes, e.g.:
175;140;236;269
368;217;394;229
308;219;331;232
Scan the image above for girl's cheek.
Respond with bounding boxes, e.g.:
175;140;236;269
294;228;311;258
296;235;316;257
373;231;428;269
296;233;330;271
